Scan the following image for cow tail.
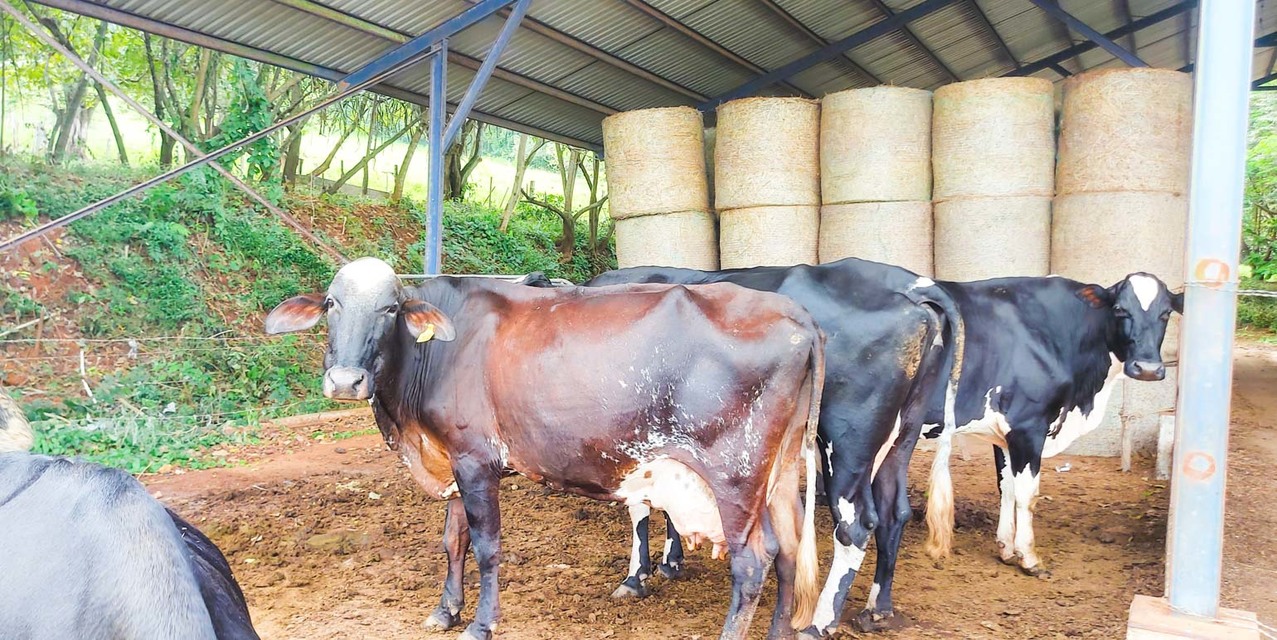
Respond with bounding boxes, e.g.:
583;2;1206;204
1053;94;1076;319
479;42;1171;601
0;384;33;453
792;327;825;629
910;284;963;561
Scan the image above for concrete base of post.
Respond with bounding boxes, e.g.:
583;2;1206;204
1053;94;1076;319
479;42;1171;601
1156;414;1176;480
1126;595;1260;639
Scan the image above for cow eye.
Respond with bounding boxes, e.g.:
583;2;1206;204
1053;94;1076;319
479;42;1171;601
1113;305;1128;317
1160;310;1171;320
324;297;334;310
384;303;399;315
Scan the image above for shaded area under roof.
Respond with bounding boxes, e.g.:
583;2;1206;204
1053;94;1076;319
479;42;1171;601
26;0;1277;152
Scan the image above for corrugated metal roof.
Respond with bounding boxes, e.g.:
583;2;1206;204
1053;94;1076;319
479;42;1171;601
28;0;1277;150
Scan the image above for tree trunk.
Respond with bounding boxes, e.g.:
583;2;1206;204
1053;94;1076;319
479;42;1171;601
310;123;356;178
324;122;412;195
444;121;484;200
501;134;544;231
186;48;212;139
143;34;176;167
392;112;425;204
282;123;304;188
582;154;601;251
46;20;105;164
362;100;378;196
95;83;128;166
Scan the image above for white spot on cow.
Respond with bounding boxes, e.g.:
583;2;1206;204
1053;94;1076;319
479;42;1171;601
812;539;868;632
952;388;1013;449
662;536;674;564
871;413;902;479
837;497;857;528
618;380;628;389
866;582;882;611
1129;274;1160;311
626;504;650;579
908;277;935;291
440;481;459;499
616;457;725;558
1041;355;1123;458
487;437;510;467
1011;466;1042;569
995;452;1016;563
790;333;803;345
333;257;399;304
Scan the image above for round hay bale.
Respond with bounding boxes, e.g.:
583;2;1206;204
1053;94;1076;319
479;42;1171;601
719;205;819;269
602;106;708;219
821;87;933;204
932;78;1056;200
715;97;820;210
819;201;933;275
1051;191;1187;290
933;196;1051;281
614;210;719;270
1057;69;1193;195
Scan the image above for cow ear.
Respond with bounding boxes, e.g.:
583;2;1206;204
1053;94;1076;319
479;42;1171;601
402;299;456;342
1170;290;1184;314
1075;284;1113;309
265;293;326;334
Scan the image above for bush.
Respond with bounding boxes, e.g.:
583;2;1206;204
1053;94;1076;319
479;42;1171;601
1238;279;1277;332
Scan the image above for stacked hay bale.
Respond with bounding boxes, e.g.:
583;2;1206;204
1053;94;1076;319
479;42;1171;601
932;78;1056;281
1052;69;1193;458
715;97;820;268
602;106;717;270
818;87;934;275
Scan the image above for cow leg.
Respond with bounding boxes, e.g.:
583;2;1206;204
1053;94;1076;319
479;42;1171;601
658;511;685;579
994;446;1018;566
855;446;915;632
804;453;875;637
454;465;502;640
425;497;471;631
612;503;652;598
719;525;773;640
1005;428;1047;576
765;454;803;640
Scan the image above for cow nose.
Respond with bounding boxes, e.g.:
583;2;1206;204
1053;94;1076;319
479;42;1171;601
1127;360;1166;382
324;367;372;400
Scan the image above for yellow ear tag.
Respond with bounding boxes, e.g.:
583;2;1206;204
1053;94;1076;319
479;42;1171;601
416;323;436;343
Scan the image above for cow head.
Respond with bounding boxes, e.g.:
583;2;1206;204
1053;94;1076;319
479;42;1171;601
264;257;455;401
1075;273;1183;382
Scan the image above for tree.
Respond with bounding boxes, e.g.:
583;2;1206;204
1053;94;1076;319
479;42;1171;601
500;133;546;231
392;107;426;203
36;14;106;164
444;120;483;200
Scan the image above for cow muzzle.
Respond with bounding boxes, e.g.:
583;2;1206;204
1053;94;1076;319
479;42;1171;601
1125;360;1166;382
324;366;373;400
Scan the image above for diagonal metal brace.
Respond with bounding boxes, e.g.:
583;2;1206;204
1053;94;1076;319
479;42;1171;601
443;0;529;148
0;0;350;264
1026;0;1148;67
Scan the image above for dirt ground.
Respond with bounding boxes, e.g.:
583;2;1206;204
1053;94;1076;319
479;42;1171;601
144;340;1277;639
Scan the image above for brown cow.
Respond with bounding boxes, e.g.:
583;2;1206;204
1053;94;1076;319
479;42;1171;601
265;257;825;640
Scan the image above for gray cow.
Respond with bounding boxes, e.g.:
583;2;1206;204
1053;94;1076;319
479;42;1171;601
0;386;257;640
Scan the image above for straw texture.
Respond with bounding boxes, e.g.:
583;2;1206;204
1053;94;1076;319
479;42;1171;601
614;210;718;270
715;97;820;209
602;106;709;219
1057;69;1193;195
933;196;1051;281
821;87;933;204
719;205;820;268
1051;191;1187;291
932;78;1055;200
819;201;933;275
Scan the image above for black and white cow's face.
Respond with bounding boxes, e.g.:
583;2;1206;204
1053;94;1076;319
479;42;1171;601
1077;272;1183;382
265;257;455;401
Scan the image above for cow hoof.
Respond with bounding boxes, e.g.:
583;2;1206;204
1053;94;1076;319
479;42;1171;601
657;562;684;580
457;623;492;640
1021;565;1052;580
853;609;897;633
610;581;647;599
423;608;461;631
795;625;824;640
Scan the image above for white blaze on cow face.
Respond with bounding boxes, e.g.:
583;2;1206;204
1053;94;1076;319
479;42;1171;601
1128;273;1161;312
616;457;725;558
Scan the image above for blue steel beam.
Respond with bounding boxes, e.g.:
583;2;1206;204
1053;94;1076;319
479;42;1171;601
1166;0;1255;619
425;43;448;275
699;0;960;111
337;0;513;90
1010;1;1193;77
443;0;529;148
1025;0;1147;68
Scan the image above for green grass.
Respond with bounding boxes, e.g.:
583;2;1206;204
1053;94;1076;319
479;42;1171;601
0;158;614;472
1238;278;1277;333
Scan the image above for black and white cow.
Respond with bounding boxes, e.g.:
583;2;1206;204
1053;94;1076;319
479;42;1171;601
924;273;1183;576
0;397;257;639
579;258;963;636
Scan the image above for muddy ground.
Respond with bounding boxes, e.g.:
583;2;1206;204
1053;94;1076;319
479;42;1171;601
145;341;1277;639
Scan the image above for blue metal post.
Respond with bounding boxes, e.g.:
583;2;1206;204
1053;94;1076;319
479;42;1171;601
1026;0;1147;67
1165;0;1255;619
443;0;529;148
425;42;447;275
